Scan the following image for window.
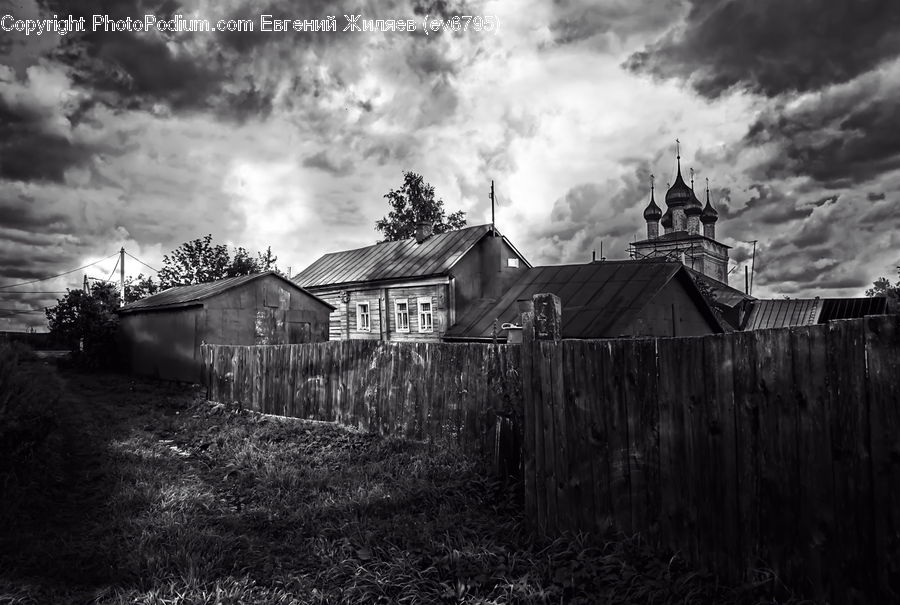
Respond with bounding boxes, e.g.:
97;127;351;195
395;299;409;332
356;302;371;331
507;258;520;268
417;297;433;332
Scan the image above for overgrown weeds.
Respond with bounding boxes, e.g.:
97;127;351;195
0;366;813;604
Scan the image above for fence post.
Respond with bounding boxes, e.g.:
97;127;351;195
522;293;562;536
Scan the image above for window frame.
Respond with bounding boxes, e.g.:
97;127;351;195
417;296;433;333
394;299;410;333
507;257;520;268
356;302;371;332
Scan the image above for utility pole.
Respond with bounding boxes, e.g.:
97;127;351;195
83;274;88;293
120;247;126;306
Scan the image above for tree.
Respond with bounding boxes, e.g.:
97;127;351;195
866;266;900;312
375;171;466;242
45;282;121;366
124;273;160;303
157;235;281;288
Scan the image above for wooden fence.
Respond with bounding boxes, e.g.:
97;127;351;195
201;340;521;460
522;294;899;602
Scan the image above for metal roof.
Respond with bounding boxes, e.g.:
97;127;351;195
445;260;722;340
119;272;334;313
294;225;523;289
742;297;888;330
820;297;887;321
684;267;755;309
742;298;823;330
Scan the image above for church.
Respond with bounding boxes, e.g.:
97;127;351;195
630;144;729;285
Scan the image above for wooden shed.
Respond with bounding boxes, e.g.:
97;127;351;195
118;272;334;382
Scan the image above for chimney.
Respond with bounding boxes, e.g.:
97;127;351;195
415;221;433;244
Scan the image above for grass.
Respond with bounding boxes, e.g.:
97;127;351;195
0;356;814;604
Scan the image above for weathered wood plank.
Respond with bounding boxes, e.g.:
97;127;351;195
731;329;760;578
604;340;632;535
864;315;900;598
521;310;539;531
699;334;739;580
586;340;612;533
624;337;661;543
756;328;801;583
827;320;875;599
791;324;834;601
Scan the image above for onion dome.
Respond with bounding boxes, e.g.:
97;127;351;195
643;181;662;221
701;182;719;224
665;151;692;208
685;171;703;216
660;207;673;230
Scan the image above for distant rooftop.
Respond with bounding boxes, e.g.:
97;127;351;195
294;225;529;288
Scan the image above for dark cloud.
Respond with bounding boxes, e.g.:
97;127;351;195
303;150;354;175
718;183;814;225
744;72;900;186
549;0;680;46
625;0;900;99
867;192;885;201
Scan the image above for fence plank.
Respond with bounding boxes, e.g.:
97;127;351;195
589;340;613;532
827;320;875;599
865;315;900;598
657;336;692;558
756;328;801;584
624;338;661;543
731;330;761;577
701;334;739;580
791;324;834;600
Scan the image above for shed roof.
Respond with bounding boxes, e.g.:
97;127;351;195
742;296;889;330
119;271;334;314
293;224;529;289
742;298;823;330
445;260;722;340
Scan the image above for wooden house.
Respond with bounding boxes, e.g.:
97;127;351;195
293;224;530;341
444;260;724;341
118;271;333;382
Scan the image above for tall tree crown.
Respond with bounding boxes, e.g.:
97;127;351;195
375;171;466;243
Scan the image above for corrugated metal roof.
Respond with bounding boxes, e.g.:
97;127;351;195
820;297;888;322
294;225;504;288
742;298;823;330
119;272;333;313
445;260;719;340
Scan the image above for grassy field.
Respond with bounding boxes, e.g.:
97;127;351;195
0;347;811;604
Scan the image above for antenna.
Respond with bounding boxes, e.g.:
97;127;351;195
490;180;495;234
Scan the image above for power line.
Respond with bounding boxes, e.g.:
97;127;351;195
106;255;120;283
125;251;159;273
0;291;68;294
0;253;118;290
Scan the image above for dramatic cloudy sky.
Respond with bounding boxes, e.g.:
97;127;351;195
2;0;899;330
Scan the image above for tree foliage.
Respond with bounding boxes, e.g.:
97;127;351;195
157;235;280;289
45;282;121;366
124;273;160;303
866;267;900;312
375;172;467;243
